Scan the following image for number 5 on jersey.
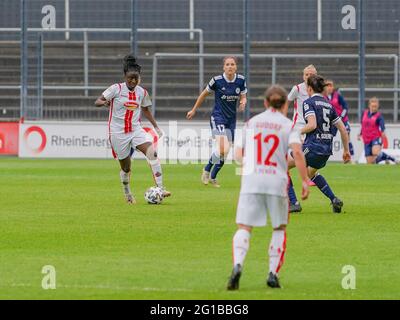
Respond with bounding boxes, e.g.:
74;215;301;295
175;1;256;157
254;133;280;167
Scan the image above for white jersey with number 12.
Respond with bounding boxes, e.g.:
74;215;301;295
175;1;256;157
239;109;301;197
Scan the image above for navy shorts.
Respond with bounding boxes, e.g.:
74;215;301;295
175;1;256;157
210;116;236;142
364;138;382;157
303;148;330;170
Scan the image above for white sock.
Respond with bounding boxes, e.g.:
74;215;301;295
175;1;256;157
148;159;163;188
232;229;251;267
269;230;286;275
120;170;131;194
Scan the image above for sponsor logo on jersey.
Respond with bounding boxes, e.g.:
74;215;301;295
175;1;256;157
221;95;239;101
124;101;139;110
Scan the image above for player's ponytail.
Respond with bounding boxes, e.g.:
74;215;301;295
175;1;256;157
123;54;141;74
265;85;287;109
307;74;327;94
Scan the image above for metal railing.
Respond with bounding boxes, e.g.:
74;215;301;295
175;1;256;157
152;53;399;121
0;27;204;96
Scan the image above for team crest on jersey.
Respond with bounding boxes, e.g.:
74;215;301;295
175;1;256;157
124;101;139;110
235;88;240;94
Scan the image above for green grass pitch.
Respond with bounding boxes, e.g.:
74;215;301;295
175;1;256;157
0;158;399;300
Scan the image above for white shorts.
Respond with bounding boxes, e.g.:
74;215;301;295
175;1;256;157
110;128;152;160
236;193;289;228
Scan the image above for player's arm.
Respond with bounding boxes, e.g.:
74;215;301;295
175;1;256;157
290;142;310;200
234;147;244;165
94;95;110;108
95;84;117;108
377;115;387;140
338;94;349;119
334;119;351;163
141;106;163;138
300;115;316;135
187;88;211;120
238;79;248;112
141;92;163;137
300;102;316;134
239;93;247;112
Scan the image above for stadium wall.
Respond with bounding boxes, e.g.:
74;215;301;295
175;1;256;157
16;121;400;163
0;0;399;42
0;122;19;155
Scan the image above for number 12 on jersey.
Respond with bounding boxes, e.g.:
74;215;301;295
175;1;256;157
254;133;280;167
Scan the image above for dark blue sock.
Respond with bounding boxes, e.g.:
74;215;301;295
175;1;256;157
204;152;220;172
375;152;395;163
349;142;354;156
288;176;298;205
210;157;225;179
312;174;336;202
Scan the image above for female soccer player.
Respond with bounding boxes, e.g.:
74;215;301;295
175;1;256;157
288;64;318;131
325;79;354;157
95;54;171;204
288;75;351;214
358;97;398;164
186;56;247;187
227;85;310;290
287;64;318;213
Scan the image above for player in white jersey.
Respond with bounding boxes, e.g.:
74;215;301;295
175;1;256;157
95;54;171;204
227;85;310;290
287;64;318;213
288;64;317;130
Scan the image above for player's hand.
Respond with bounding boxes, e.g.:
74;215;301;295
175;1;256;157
239;102;246;112
155;127;164;138
103;100;110;107
343;151;351;164
301;180;310;200
186;109;196;120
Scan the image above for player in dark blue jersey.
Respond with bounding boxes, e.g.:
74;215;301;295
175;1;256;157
187;56;247;187
288;75;351;213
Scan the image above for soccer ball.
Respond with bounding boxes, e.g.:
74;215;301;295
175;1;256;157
144;186;164;204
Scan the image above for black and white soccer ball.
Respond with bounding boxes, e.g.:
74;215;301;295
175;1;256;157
144;186;164;204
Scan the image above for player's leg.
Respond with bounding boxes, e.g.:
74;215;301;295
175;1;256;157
111;134;136;204
203;117;220;184
365;142;376;164
373;140;396;164
118;156;135;204
136;141;171;197
228;224;252;290
345;122;354;157
210;133;231;187
266;195;289;288
287;154;302;213
308;165;343;213
228;194;267;290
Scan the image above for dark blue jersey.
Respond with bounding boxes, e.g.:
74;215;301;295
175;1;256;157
303;94;341;156
206;73;247;121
